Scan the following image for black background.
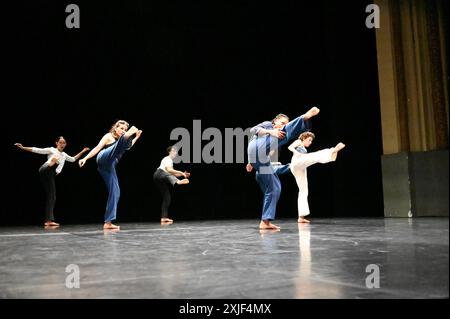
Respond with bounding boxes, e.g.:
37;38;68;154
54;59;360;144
3;0;383;225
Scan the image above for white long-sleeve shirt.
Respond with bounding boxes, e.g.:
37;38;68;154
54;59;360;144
31;147;76;174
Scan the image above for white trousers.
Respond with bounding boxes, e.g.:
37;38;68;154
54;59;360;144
290;148;334;217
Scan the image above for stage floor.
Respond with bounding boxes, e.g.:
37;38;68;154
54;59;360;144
0;218;448;299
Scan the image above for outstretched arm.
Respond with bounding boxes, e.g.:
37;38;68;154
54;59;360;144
166;166;189;178
73;147;90;161
131;130;142;147
78;134;111;167
66;147;90;162
14;143;33;153
15;143;51;154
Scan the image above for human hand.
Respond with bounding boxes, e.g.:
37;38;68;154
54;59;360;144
270;129;285;139
79;158;86;168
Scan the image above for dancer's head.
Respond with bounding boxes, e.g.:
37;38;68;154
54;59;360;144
167;146;178;159
298;131;315;147
110;120;129;138
272;114;289;129
55;136;67;151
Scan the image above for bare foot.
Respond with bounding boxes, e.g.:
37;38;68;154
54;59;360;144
161;218;173;223
297;217;310;223
335;142;346;151
303;107;320;120
331;142;346;161
177;179;189;185
124;126;139;139
259;220;281;230
44;221;60;227
103;222;120;230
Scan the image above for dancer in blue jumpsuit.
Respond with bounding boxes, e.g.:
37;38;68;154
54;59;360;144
247;107;320;229
79;120;142;230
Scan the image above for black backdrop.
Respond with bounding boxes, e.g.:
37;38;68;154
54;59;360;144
3;0;383;226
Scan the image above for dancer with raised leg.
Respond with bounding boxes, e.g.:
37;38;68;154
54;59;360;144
247;107;320;230
288;132;345;223
14;137;89;227
79;120;142;230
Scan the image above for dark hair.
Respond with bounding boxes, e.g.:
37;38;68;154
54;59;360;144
167;146;177;155
272;113;289;124
55;136;66;143
299;131;315;141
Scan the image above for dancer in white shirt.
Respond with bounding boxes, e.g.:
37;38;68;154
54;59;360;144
153;146;190;223
14;137;89;227
288;132;345;223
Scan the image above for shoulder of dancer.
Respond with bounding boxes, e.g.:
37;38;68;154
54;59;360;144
104;133;117;144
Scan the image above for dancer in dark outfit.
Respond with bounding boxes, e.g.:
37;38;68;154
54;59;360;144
15;137;89;227
153;146;190;224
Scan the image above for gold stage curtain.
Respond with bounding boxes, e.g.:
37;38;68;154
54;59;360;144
375;0;449;154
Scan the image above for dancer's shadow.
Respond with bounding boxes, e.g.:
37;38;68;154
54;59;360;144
160;221;174;227
259;228;281;252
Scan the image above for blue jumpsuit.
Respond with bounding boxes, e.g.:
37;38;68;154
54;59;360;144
255;163;291;191
248;115;310;221
96;134;132;222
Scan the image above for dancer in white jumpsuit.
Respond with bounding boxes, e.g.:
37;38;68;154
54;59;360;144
288;132;345;223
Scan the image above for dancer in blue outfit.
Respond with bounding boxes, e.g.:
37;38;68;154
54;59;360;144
79;120;142;229
247;107;320;229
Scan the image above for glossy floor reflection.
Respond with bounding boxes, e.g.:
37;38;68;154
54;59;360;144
0;218;448;298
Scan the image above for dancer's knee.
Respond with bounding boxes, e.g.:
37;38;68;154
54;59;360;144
273;185;281;198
